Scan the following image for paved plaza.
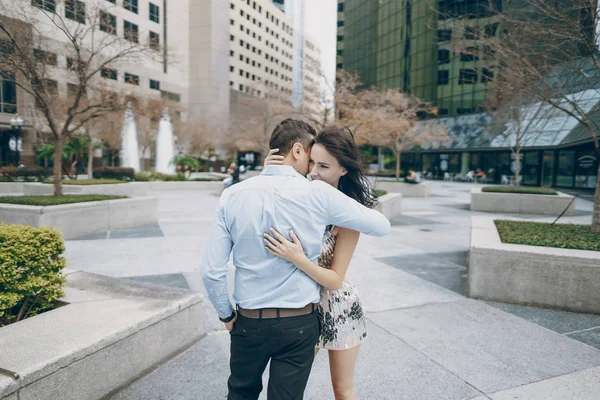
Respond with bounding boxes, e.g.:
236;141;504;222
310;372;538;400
62;181;600;400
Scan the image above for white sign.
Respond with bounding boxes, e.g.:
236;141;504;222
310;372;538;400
17;138;22;152
440;160;448;172
8;137;16;151
511;160;522;173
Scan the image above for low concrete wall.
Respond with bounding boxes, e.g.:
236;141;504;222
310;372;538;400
0;197;157;239
0;269;204;400
470;188;576;216
375;193;402;221
0;183;24;194
23;181;224;197
468;217;600;313
375;180;431;198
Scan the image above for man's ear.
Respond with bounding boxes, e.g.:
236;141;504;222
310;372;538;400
291;142;303;160
341;168;347;177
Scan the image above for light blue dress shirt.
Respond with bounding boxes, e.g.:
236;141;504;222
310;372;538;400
200;165;391;318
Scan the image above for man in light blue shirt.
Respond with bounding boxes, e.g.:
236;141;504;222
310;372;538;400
201;119;390;400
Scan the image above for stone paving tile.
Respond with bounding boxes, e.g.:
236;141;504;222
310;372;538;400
109;224;164;239
122;273;191;290
486;301;600;335
369;299;600;393
567;327;600;350
391;215;444;226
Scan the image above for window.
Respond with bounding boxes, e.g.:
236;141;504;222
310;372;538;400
337;63;343;69
239;55;243;61
239;69;243;76
160;91;180;102
337;20;344;27
481;68;494;83
437;29;452;42
231;19;234;25
106;0;116;3
459;69;478;84
337;35;343;41
33;49;57;66
230;66;234;72
0;72;17;114
150;79;160;90
124;21;139;43
65;0;86;24
240;10;244;16
438;108;449;116
0;40;14;56
67;83;86;99
438;70;450;85
464;26;478;40
438;49;450;64
460;48;479;62
231;3;234;9
67;57;84;71
101;68;118;80
337;3;344;12
336;49;343;56
230;35;234;41
124;72;139;85
124;0;138;14
239;84;243;91
230;81;234;86
100;11;117;34
230;50;234;56
150;31;160;51
149;3;160;23
31;0;56;13
485;23;499;38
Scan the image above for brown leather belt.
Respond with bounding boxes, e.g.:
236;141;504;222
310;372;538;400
237;303;316;319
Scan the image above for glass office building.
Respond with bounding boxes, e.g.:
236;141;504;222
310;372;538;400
337;0;598;190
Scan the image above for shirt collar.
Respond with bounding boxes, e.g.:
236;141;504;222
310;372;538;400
261;165;305;178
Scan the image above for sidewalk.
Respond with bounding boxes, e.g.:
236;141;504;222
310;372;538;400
63;181;600;399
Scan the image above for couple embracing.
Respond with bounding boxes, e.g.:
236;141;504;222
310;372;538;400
201;119;391;400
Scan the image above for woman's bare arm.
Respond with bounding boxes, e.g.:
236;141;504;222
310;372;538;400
264;228;360;290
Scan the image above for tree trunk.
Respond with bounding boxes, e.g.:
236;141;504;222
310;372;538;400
592;162;600;233
87;139;94;180
395;152;401;181
53;136;64;196
514;149;521;187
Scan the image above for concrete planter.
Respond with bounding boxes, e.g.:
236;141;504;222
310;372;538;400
22;181;224;197
0;197;158;239
375;193;402;221
375;180;432;198
470;187;575;216
468;217;600;314
0;269;204;400
0;183;24;194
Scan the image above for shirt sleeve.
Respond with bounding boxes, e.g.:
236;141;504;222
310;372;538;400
321;182;391;237
200;199;234;319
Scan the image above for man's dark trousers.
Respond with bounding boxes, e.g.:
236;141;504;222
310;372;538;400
227;311;320;400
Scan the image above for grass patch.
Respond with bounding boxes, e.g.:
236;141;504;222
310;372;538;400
62;179;126;185
482;186;557;195
0;194;126;206
495;220;600;251
373;189;388;198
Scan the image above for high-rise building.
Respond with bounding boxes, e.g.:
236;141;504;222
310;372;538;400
336;0;501;117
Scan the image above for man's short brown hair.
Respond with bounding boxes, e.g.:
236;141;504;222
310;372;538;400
268;119;316;156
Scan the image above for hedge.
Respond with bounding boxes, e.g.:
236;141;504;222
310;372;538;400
495;220;600;251
63;179;126;185
482;186;558;195
0;166;51;182
0;224;66;326
0;194;126;206
93;167;135;181
134;171;187;181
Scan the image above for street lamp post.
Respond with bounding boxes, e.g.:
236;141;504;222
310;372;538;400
9;114;23;166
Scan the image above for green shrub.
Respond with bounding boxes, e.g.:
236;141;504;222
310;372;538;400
93;167;135;181
0;195;126;206
0;166;51;182
0;224;66;326
134;171;187;181
63;179;126;185
495;220;600;251
482;186;557;195
373;189;388;198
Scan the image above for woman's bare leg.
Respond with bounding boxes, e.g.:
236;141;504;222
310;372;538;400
328;345;360;400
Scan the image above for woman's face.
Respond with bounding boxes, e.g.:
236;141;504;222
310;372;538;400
308;143;346;187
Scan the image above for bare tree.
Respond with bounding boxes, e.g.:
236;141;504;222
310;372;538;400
0;0;157;194
445;0;600;231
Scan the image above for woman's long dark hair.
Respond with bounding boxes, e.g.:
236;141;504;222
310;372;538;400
314;127;377;208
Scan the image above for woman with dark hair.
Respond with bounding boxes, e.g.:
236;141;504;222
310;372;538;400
263;126;375;400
